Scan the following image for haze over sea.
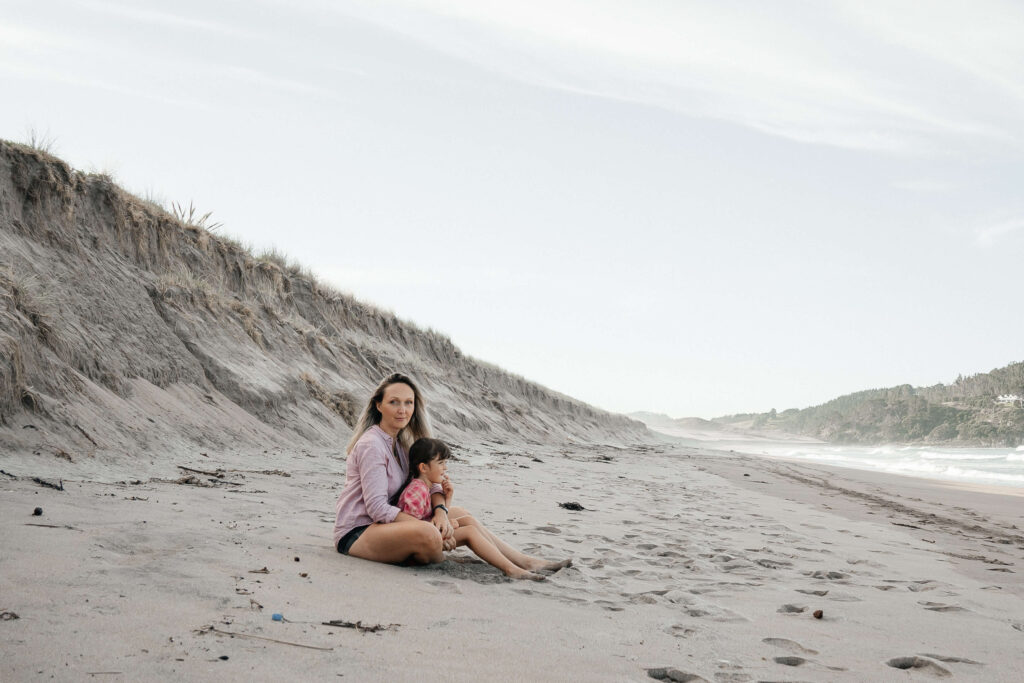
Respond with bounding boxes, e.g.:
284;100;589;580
647;424;1024;490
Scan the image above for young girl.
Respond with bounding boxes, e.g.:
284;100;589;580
397;438;546;581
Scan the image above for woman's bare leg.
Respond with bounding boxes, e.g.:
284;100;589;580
347;521;443;565
448;507;572;572
454;526;544;581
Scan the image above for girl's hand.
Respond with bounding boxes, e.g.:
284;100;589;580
432;509;454;542
442;475;454;505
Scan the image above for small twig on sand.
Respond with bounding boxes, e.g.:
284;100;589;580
892;522;924;530
232;469;291;477
321;620;399;634
25;523;82;531
248;567;270;574
199;626;333;651
31;477;63;491
178;465;225;478
0;469;16;478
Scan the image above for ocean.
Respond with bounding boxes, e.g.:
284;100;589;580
649;425;1024;489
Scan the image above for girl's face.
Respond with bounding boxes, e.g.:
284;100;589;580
377;383;415;436
420;456;447;485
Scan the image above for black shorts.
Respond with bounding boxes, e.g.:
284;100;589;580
336;524;370;555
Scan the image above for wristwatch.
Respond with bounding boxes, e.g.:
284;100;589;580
432;504;449;514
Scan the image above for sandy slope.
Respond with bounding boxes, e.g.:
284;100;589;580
0;139;647;464
2;440;1022;682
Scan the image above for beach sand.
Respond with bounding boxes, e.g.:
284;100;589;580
2;442;1022;681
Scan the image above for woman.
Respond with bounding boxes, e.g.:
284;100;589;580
333;372;572;574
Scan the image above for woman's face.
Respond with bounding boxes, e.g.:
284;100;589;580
376;382;415;436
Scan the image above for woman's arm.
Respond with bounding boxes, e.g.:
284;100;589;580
353;442;402;524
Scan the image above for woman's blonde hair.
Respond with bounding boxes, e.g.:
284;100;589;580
345;372;433;454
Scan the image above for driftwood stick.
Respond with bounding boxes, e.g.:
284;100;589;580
177;465;224;478
25;523;82;531
203;626;333;651
321;619;399;633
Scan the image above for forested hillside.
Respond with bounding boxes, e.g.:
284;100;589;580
716;363;1024;446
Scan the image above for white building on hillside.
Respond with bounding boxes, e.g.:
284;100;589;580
996;394;1023;407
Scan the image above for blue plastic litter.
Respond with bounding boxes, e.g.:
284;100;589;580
272;613;283;622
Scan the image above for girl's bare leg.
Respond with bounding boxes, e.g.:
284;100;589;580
455;526;544;581
347;521;443;565
448;507;573;572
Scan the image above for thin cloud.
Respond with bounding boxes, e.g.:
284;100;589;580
334;0;1022;154
890;179;953;193
975;218;1024;247
218;65;349;101
77;0;265;40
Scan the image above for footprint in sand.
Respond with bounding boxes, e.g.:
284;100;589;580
773;656;807;666
777;603;807;614
886;656;952;677
592;598;625;611
907;583;940;593
754;558;793;569
804;570;848;580
426;580;462;594
663;623;696;638
646;668;707;682
919;601;968;613
762;637;819;655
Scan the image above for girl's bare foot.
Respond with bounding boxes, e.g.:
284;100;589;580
507;568;547;581
520;557;573;572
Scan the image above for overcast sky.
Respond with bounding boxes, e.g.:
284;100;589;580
3;0;1023;418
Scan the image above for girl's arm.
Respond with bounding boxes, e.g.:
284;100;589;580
430;490;455;549
442;475;454;507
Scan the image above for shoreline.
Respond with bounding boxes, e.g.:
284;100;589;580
647;428;1024;493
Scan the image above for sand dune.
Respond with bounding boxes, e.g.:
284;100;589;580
0;140;647;471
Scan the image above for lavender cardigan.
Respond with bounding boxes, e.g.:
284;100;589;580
333;425;443;546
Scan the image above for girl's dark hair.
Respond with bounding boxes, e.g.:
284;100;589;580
391;437;450;506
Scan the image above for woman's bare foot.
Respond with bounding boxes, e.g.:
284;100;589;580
507;567;547;581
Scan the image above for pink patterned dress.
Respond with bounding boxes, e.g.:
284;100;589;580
397;479;433;520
